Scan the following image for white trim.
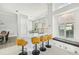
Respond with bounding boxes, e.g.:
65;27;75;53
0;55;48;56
9;35;17;37
53;3;71;12
54;7;79;16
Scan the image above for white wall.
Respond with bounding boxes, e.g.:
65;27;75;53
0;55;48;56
71;8;79;42
52;15;59;37
0;10;17;37
17;14;28;38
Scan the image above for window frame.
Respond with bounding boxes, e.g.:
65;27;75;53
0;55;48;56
58;23;74;40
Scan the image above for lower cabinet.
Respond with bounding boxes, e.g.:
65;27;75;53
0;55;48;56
52;40;79;54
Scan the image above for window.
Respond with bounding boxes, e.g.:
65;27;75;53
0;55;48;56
59;24;65;36
66;23;74;38
59;23;74;38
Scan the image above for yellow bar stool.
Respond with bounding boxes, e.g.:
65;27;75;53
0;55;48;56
32;37;40;55
45;34;52;48
16;38;28;55
39;36;47;51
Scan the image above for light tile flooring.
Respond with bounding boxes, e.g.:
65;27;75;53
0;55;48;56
0;45;73;55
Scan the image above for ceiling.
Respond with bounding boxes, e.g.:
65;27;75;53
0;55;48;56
0;3;48;20
53;3;70;11
53;3;79;15
0;3;75;20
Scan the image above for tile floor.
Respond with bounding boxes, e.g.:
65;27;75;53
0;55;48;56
0;45;74;55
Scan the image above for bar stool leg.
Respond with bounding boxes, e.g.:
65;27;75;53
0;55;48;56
46;40;51;48
32;44;40;55
40;42;46;51
19;46;28;55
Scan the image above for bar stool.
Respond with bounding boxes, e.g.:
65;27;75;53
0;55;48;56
45;34;52;48
32;37;40;55
40;35;48;51
16;38;28;55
